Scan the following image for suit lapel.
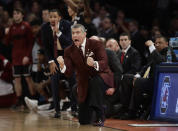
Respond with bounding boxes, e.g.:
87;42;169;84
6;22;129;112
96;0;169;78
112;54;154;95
59;19;63;31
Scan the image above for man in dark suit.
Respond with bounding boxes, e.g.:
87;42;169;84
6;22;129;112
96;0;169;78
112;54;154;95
118;32;141;75
41;9;72;118
57;24;115;126
116;36;177;120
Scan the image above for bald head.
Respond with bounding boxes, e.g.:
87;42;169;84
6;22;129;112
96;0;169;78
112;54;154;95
90;35;100;41
106;39;120;52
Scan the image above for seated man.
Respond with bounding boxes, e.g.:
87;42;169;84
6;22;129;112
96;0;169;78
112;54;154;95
118;32;141;75
116;36;177;120
24;49;52;111
105;38;121;57
24;49;70;112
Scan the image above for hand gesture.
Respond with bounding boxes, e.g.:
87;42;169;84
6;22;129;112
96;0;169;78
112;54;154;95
145;40;154;47
57;56;64;69
87;57;94;67
22;56;29;65
49;62;58;75
106;88;115;95
53;21;59;34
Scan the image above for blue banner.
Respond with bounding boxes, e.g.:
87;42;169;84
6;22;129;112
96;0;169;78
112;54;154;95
154;73;178;120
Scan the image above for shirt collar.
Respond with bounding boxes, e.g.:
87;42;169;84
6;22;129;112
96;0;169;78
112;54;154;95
80;38;86;48
122;45;131;54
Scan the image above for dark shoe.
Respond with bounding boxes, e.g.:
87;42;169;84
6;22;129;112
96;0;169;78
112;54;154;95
62;102;71;111
54;112;60;118
112;106;126;119
93;119;104;126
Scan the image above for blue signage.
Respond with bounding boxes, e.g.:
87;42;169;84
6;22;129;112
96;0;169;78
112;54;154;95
152;73;178;121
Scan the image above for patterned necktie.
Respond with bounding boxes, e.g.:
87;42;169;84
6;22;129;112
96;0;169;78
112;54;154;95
79;45;84;56
120;52;125;64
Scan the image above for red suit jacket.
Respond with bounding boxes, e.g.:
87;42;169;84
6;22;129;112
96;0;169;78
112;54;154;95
64;39;114;103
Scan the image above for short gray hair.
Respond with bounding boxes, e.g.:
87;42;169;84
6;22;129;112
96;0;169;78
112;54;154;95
71;24;87;33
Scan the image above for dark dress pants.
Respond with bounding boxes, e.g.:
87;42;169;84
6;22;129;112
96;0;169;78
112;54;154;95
51;72;61;113
50;60;66;113
120;74;134;109
78;75;105;125
129;78;154;111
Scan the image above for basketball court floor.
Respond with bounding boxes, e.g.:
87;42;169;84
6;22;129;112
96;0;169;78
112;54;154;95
0;108;177;131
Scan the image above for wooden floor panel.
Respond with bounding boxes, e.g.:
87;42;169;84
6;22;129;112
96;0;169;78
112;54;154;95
104;119;178;131
0;108;177;131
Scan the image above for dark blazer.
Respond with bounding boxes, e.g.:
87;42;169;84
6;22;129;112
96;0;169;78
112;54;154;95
140;46;177;80
41;19;72;61
105;49;123;88
118;46;141;75
63;39;114;103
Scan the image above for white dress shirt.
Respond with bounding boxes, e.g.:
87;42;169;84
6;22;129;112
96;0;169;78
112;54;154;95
60;38;99;73
48;22;62;64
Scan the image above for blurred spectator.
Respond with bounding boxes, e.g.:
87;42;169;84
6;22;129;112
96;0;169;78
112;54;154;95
41;7;49;24
67;5;85;25
13;0;23;9
4;8;35;109
114;10;129;36
155;0;170;30
0;5;4;25
1;10;10;28
98;16;116;40
92;6;109;30
91;1;101;18
66;0;97;37
26;13;37;23
168;16;178;37
30;19;42;82
106;38;121;56
128;19;148;65
30;0;41;17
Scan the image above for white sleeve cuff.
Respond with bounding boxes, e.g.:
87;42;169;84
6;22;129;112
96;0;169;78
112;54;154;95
134;73;141;78
94;61;99;71
48;60;54;64
56;31;62;37
60;65;66;73
149;44;156;53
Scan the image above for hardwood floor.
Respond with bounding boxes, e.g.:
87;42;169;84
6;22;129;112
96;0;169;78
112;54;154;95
0;108;121;131
0;108;177;131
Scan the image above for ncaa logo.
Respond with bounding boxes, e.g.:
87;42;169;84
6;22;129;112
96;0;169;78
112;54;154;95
160;76;171;114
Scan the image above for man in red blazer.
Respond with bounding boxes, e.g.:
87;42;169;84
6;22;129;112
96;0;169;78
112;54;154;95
57;24;115;126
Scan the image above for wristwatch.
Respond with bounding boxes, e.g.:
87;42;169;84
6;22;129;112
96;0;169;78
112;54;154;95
93;61;97;69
